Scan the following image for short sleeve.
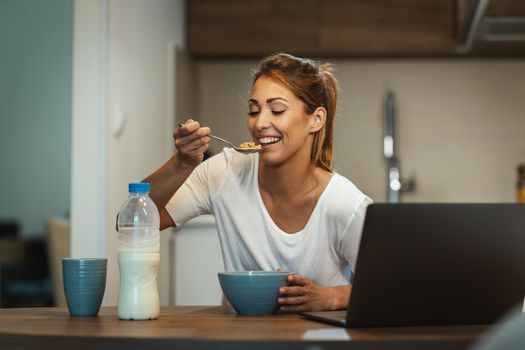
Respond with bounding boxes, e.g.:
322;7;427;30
165;150;230;226
340;194;373;272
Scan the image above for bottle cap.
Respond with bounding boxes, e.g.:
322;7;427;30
128;182;150;193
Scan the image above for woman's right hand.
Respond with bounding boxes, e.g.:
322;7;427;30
174;119;211;168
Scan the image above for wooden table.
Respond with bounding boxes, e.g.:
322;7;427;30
0;306;490;350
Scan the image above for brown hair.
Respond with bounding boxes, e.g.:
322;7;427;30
252;52;339;172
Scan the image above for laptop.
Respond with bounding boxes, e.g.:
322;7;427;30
300;203;525;328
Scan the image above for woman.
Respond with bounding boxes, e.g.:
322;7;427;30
144;53;372;312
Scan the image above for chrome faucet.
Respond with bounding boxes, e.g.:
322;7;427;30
384;90;415;203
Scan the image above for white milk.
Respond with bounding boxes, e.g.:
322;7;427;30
117;251;160;320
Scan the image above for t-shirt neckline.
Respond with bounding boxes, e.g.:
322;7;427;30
253;160;336;237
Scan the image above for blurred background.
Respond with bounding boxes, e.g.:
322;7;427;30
0;0;524;309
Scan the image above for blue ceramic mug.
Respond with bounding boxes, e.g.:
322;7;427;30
62;258;107;317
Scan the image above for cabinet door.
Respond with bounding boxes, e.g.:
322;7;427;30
188;0;457;57
171;216;224;305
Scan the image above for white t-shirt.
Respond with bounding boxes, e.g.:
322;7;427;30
166;148;372;286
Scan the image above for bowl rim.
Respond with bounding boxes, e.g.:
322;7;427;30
218;271;294;276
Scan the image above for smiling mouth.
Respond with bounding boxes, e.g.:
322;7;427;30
258;137;281;146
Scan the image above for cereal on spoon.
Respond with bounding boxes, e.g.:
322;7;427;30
239;142;261;150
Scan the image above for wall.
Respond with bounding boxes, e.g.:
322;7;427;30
72;0;185;305
105;0;185;305
196;59;525;203
0;0;72;236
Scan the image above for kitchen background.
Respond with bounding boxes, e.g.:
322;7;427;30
0;0;524;308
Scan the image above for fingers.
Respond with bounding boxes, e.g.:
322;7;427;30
174;120;211;152
172;119;211;167
278;288;308;312
278;278;311;308
278;295;306;306
278;275;310;299
176;119;197;135
186;143;209;155
176;120;211;139
178;118;195;129
278;291;312;312
287;274;309;286
175;133;210;151
278;276;323;312
279;288;308;311
280;285;306;297
278;281;343;313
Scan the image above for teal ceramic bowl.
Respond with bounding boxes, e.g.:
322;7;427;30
218;271;293;315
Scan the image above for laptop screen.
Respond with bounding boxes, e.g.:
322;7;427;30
345;203;525;327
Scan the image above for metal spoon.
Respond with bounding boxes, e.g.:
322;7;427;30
209;134;261;153
178;124;261;153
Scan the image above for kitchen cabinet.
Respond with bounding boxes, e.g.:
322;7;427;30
188;0;525;57
170;215;223;305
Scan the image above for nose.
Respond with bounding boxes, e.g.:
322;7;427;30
254;110;272;131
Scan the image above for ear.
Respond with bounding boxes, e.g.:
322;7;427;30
309;107;327;133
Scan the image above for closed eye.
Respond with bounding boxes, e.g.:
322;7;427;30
247;110;285;117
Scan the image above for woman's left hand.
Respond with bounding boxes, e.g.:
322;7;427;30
278;275;351;312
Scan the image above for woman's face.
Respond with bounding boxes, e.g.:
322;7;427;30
247;76;314;167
